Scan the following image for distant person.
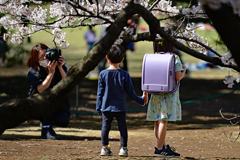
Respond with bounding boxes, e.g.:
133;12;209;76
96;44;147;157
143;28;186;157
84;26;98;53
121;16;139;71
26;43;71;139
0;27;8;67
0;38;8;67
197;50;217;70
205;50;218;69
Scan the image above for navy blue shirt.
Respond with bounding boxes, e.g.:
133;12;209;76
26;65;70;114
96;69;144;114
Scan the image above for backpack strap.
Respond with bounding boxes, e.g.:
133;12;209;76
169;81;180;94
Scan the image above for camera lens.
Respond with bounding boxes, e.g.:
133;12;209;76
45;48;61;62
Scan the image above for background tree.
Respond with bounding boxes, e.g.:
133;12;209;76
0;0;240;135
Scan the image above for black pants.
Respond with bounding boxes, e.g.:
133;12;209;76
101;111;128;147
42;109;70;127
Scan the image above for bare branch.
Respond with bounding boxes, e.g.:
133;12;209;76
121;31;240;71
219;109;240;121
175;36;222;57
155;25;240;72
222;127;240;143
148;0;161;11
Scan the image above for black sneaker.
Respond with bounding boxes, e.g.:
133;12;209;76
41;126;60;140
166;145;180;157
153;147;174;157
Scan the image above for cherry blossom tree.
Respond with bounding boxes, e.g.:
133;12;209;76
0;0;240;135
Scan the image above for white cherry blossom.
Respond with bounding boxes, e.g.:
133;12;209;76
223;75;235;88
19;26;31;37
3;33;10;41
31;25;45;32
11;33;23;44
59;40;69;48
221;52;235;65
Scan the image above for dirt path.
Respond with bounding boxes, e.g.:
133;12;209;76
0;123;240;159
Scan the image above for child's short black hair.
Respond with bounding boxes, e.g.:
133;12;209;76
107;44;125;63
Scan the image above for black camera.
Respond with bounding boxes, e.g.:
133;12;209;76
45;48;61;62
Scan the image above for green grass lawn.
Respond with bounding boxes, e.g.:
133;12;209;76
6;20;234;80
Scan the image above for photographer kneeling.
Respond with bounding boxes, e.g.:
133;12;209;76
26;43;70;139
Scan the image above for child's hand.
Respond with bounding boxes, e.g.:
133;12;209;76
142;92;148;106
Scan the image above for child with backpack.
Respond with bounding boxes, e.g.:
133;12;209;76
144;28;186;157
96;44;147;157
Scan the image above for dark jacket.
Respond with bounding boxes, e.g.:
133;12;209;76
26;65;70;115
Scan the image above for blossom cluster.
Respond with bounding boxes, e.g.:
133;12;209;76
182;5;201;15
177;23;208;53
0;0;208;49
221;52;235;65
220;52;240;88
52;28;69;48
152;0;180;16
223;74;240;88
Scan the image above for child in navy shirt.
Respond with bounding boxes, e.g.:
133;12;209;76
96;44;147;157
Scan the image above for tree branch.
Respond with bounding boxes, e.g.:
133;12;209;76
203;3;240;68
121;31;240;71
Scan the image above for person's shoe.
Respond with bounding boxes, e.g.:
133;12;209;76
1;62;6;67
166;144;180;156
153;147;174;158
100;145;113;156
41;126;60;140
119;147;128;157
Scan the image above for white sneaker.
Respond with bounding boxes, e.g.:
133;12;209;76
100;145;113;156
119;147;128;157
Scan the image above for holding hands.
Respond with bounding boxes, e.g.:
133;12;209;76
141;92;148;106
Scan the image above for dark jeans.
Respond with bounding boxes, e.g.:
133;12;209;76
101;111;128;147
42;109;70;127
1;51;6;63
87;42;94;53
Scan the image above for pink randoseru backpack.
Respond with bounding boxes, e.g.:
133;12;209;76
141;52;179;94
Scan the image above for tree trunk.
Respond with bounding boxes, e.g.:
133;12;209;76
203;3;240;68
